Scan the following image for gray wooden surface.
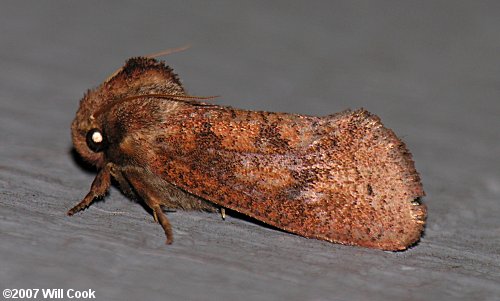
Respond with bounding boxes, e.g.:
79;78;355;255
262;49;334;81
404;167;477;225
1;1;499;300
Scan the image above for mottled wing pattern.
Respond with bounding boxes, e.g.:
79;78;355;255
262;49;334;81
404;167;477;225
146;104;426;250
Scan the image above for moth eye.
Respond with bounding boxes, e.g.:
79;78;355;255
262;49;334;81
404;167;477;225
86;128;107;152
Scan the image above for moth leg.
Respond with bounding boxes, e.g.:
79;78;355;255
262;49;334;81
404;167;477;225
110;167;136;200
67;163;112;216
124;171;174;244
220;208;226;220
153;210;159;223
153;205;174;245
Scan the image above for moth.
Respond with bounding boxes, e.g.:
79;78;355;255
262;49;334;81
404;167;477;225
68;57;426;251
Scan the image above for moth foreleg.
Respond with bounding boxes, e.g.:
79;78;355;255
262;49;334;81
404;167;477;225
67;163;112;216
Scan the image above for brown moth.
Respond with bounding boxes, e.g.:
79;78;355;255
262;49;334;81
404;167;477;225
68;57;426;251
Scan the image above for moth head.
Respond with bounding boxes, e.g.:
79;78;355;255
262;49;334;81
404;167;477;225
71;57;185;167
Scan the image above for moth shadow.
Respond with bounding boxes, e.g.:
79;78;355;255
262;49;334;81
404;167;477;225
222;207;288;234
70;147;97;174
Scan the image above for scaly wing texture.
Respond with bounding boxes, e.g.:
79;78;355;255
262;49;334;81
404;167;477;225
143;104;426;250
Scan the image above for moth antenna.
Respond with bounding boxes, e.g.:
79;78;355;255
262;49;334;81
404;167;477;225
104;66;124;84
144;93;218;101
124;93;220;106
145;45;192;59
93;94;219;119
118;93;219;103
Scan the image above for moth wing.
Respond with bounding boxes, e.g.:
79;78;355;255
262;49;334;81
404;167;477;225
146;107;426;250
